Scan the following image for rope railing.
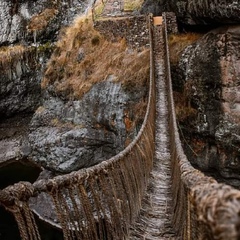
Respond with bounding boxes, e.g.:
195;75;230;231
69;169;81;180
162;12;240;240
0;17;155;240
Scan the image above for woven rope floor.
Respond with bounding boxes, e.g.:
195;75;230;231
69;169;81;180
129;25;177;239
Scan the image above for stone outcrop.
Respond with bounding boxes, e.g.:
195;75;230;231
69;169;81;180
27;79;147;173
0;45;52;118
0;0;89;119
168;0;240;25
0;0;90;167
0;0;88;46
176;25;240;186
140;0;168;16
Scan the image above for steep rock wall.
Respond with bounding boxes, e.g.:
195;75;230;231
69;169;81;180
0;0;88;45
168;0;240;25
176;25;240;187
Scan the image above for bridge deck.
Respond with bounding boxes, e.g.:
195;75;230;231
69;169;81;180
129;25;176;239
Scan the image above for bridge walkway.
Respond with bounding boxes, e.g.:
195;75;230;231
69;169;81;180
129;24;176;239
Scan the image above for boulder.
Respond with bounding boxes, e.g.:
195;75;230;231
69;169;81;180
0;0;88;46
28;80;146;173
168;0;240;25
177;25;240;186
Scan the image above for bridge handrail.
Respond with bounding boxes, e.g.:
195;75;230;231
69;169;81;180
162;12;240;240
0;17;155;240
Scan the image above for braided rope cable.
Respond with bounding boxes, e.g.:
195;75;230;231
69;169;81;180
50;190;70;240
78;184;99;239
67;187;84;239
88;177;107;240
10;205;29;240
22;202;41;240
57;189;76;240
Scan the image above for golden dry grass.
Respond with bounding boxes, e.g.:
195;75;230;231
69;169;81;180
93;0;105;19
168;33;203;64
0;45;26;68
28;8;58;32
124;0;144;11
174;91;197;122
42;16;150;99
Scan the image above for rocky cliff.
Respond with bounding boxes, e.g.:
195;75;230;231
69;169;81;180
0;0;149;174
26;16;149;173
173;25;240;187
168;0;240;25
141;0;240;25
0;0;90;170
144;0;240;187
0;0;88;118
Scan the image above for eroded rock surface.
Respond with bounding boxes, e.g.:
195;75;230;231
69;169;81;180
177;25;240;186
0;114;32;165
27;80;146;173
0;0;88;46
168;0;240;25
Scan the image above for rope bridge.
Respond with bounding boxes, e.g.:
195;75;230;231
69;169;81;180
1;13;240;240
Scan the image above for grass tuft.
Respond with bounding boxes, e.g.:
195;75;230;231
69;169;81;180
168;33;202;64
174;91;197;122
27;8;58;32
124;0;144;11
42;15;150;100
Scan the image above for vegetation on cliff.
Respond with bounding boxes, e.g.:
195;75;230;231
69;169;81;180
41;15;150;100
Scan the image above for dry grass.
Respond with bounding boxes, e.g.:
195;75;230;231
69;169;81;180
42;15;150;99
93;0;105;19
27;8;58;32
168;33;202;64
0;45;26;69
124;0;144;11
174;91;197;122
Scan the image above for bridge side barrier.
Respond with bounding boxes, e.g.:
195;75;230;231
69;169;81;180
0;19;156;240
162;12;240;240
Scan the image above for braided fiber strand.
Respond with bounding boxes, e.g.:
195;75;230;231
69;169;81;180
50;190;70;240
58;189;78;240
67;187;84;239
10;205;29;240
109;163;129;236
98;169;121;239
107;165;125;237
22;202;41;240
88;177;107;240
78;184;99;239
119;158;135;223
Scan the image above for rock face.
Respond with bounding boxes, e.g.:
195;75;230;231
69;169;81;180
0;45;51;118
168;0;240;25
0;0;88;118
140;0;167;16
177;25;240;186
0;0;90;167
0;0;88;46
28;80;146;173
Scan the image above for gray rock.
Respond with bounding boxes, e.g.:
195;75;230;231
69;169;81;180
28;80;146;173
140;0;168;16
168;0;240;25
176;25;240;186
0;0;88;46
